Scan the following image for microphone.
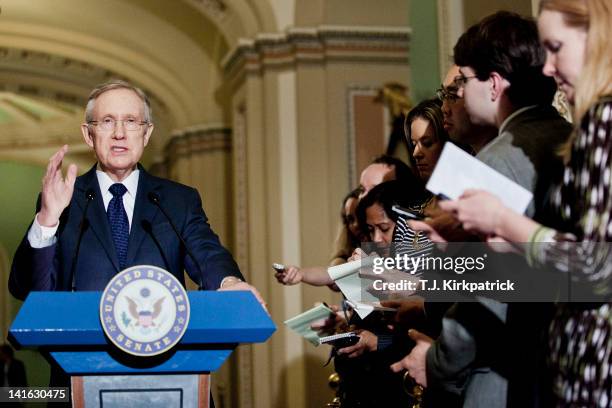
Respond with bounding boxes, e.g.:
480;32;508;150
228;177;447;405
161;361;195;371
141;219;171;272
148;192;204;290
70;189;96;291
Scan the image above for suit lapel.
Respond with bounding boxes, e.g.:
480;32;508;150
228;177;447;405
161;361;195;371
75;165;120;271
125;167;161;266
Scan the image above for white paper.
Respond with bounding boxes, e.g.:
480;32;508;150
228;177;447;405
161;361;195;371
327;256;379;308
426;142;533;214
327;255;376;280
283;303;334;346
327;255;399;319
345;300;397;319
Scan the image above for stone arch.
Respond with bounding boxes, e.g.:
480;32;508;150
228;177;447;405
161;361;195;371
0;0;238;165
182;0;280;45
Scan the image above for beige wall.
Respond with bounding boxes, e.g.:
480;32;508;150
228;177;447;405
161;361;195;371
463;0;533;26
222;22;410;406
296;0;409;26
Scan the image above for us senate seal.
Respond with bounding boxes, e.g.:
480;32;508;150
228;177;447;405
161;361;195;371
100;265;190;357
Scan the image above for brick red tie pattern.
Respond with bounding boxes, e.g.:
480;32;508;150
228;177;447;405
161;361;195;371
107;183;129;269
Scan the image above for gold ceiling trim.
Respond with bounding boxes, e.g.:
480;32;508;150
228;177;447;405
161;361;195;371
222;25;411;80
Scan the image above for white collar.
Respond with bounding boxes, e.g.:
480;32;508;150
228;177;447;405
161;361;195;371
96;168;140;198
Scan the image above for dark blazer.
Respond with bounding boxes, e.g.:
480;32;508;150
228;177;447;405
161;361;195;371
10;165;242;300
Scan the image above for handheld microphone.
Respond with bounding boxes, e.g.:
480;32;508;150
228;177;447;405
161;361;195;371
148;192;204;290
70;189;96;291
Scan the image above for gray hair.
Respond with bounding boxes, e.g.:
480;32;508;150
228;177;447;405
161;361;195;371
85;79;153;124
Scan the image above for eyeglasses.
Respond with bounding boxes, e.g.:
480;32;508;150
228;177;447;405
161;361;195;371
435;84;460;102
88;118;148;132
454;74;478;88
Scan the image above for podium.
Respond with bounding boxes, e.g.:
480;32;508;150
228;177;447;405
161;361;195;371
9;291;276;407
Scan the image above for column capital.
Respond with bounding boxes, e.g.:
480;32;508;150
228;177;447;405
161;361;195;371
222;25;411;83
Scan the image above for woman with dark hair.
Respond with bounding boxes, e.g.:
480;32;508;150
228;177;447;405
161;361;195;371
356;179;430;245
339;180;432;351
405;98;450;182
276;156;428;285
334;180;431;407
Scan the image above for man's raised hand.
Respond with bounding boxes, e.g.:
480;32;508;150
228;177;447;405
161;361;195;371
38;145;77;227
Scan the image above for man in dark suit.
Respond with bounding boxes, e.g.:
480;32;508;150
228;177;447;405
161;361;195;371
9;80;264;303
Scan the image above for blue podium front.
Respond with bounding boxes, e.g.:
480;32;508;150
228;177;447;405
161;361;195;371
9;291;275;407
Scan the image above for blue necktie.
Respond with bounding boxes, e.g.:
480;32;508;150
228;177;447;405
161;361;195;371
108;183;129;269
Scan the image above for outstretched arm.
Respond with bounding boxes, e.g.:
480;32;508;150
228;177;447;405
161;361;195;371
9;145;77;300
274;265;333;286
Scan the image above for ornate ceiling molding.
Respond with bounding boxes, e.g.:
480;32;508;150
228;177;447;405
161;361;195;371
182;0;237;45
0;21;192;127
0;46;169;115
182;0;278;46
0;46;177;156
222;25;411;81
189;0;228;20
0;47;112;85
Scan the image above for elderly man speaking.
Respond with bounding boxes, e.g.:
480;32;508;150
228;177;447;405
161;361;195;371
10;80;264;306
